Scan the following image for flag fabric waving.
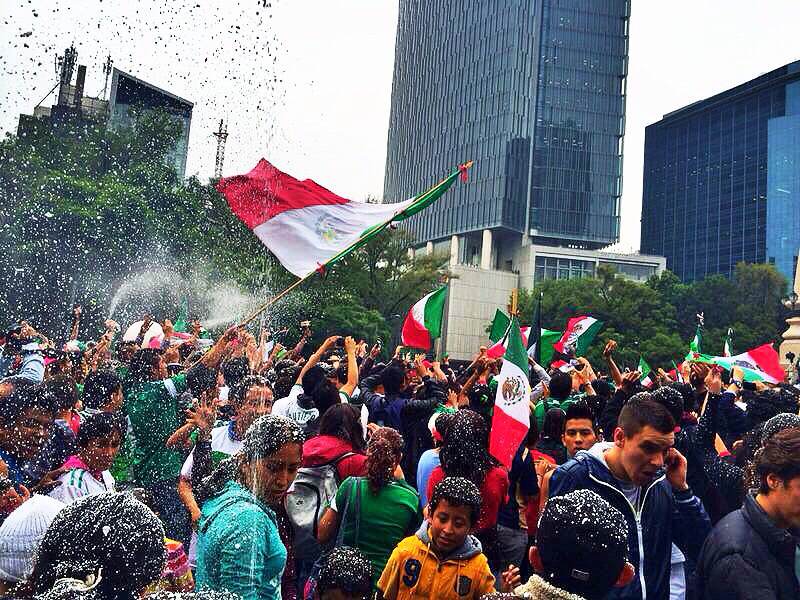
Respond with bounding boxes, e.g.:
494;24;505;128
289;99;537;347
688;343;785;384
489;309;511;343
638;357;654;388
217;159;471;277
529;328;561;367
489;317;531;469
552;316;603;357
400;287;447;350
487;325;530;359
723;328;734;357
689;324;703;355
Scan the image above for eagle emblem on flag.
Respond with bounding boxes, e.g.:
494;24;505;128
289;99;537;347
501;375;526;406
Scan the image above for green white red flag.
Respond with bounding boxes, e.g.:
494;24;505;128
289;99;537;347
638;357;654;388
487;310;530;359
400;287;447;350
553;316;603;357
217;159;471;277
688;343;785;383
489;316;531;469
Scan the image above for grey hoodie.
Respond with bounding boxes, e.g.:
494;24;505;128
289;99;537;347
414;520;483;561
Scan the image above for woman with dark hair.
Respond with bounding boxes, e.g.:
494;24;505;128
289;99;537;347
302;403;367;481
534;407;567;465
195;414;304;600
425;409;509;573
318;427;421;588
29;492;166;600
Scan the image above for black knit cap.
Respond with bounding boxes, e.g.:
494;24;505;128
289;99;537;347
536;490;628;599
32;492;166;600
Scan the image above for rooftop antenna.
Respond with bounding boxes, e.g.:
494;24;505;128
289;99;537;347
55;44;77;106
212;119;228;178
101;54;113;98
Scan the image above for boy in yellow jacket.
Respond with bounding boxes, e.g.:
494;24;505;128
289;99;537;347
378;476;518;600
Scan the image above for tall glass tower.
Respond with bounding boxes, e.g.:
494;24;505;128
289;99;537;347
384;0;630;256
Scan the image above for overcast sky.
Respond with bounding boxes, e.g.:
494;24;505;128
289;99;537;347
2;1;800;251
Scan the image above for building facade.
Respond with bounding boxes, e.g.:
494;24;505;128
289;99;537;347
384;1;652;358
384;0;630;252
641;61;800;283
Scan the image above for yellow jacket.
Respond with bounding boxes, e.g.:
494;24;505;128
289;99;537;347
378;523;496;600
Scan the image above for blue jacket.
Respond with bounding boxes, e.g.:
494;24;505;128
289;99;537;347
196;480;286;600
549;442;711;600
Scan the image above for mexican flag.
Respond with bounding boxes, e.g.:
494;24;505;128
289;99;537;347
639;357;654;388
723;328;734;357
401;287;447;350
689;325;703;354
217;159;471;278
487;310;529;358
553;316;603;357
528;328;562;367
689;343;785;384
489;316;531;469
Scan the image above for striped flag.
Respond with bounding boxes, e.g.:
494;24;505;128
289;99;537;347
639;357;654;388
217;159;471;277
489;316;531;468
689;343;785;384
401;287;447;350
553;316;603;357
723;328;734;357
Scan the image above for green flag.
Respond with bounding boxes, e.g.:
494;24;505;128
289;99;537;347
174;298;188;333
489;309;511;343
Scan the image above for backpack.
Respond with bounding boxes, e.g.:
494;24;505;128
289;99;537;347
285;452;355;561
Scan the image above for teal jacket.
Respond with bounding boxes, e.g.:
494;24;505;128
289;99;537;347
196;480;287;600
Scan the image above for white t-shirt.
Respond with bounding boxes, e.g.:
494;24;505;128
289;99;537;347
180;423;243;479
50;468;115;504
272;384;319;426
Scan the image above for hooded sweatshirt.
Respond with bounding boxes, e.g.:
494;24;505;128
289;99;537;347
549;442;711;600
301;435;367;481
377;521;495;600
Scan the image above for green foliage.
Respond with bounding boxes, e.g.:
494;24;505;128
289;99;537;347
516;263;790;370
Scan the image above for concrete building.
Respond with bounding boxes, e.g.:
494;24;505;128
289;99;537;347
429;241;665;360
17;46;193;178
641;60;800;283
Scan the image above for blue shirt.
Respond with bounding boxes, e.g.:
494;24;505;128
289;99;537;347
416;449;440;508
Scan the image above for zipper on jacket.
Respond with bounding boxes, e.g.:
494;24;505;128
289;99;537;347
588;472;664;600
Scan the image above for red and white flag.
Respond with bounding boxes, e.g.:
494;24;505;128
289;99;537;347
217;159;469;278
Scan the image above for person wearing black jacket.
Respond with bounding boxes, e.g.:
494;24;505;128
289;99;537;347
398;360;448;489
696;427;800;600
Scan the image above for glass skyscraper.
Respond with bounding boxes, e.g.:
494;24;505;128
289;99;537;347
641;62;800;283
384;0;630;254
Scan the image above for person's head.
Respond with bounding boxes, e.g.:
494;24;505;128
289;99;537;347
237;415;304;504
222;356;251;388
126;348;165;383
310;379;341;418
611;396;676;486
542;407;566;441
0;385;57;461
117;340;138;363
427;476;481;555
760;412;800;445
548;371;573;401
428;411;454;448
439;409;492;487
301;365;328;396
746;386;800;425
81;369;123;413
668;382;696;414
316;546;374;600
76;412;125;473
31;492;166;600
366;427;402;492
39;375;78;416
532;490;634;600
230;375;274;431
562;402;598;457
753;427;800;528
319;403;366;453
380;364;405;396
651;386;683;428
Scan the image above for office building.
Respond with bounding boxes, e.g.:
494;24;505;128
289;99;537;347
641;61;800;283
384;1;661;358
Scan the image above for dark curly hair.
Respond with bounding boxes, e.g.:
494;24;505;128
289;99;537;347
366;427;402;493
439;409;493;488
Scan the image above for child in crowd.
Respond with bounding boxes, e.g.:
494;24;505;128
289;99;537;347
314;546;374;600
378;476;519;600
49;411;123;503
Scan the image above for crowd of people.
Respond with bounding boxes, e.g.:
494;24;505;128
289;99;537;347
0;309;797;600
